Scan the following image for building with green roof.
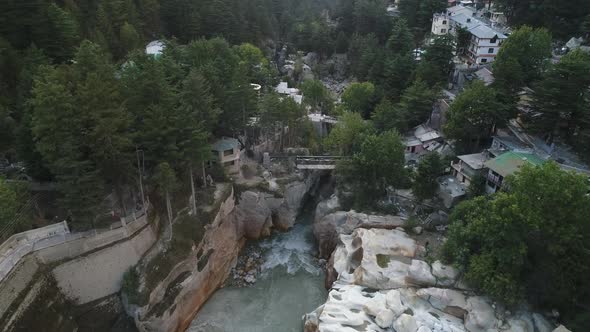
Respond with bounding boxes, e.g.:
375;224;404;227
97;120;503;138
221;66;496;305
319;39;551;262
484;151;545;193
211;137;241;173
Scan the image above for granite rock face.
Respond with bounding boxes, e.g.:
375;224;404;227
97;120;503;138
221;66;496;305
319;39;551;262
306;226;561;332
313;211;405;259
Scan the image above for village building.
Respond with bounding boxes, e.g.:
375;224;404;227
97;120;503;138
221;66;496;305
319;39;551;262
211;137;241;173
404;125;444;155
275;82;303;104
431;5;508;64
438;175;467;208
450;152;488;185
484;151;545;193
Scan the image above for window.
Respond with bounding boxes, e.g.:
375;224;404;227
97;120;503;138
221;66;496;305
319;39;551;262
223;148;233;156
481;58;488;63
490;35;497;44
224;160;234;167
488;48;494;54
441;29;446;33
442;20;447;24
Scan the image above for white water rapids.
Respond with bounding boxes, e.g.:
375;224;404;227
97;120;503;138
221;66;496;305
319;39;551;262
188;211;327;332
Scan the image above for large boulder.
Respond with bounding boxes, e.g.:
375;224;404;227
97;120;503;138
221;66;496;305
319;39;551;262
314;211;348;258
393;314;418;332
332;228;421;289
464;297;498;332
314;211;405;259
406;260;436;287
416;288;467;318
314;194;341;224
235;191;273;240
431;260;459;287
274;181;308;230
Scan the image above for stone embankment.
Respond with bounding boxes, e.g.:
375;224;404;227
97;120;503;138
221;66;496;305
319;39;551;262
305;196;570;332
133;171;323;332
0;209;155;331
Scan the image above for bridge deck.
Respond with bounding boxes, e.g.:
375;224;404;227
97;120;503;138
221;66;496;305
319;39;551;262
294;156;344;170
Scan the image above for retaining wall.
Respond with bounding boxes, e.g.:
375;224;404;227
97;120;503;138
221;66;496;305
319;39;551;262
0;209;157;327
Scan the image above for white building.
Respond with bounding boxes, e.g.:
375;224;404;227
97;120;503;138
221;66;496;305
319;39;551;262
145;40;165;57
431;5;508;65
275;82;303;104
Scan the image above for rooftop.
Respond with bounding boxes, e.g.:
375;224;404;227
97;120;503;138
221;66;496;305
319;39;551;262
457;153;489;170
446;6;508;39
146;40;165;56
438;175;466;198
484;151;545;177
447;5;475;16
211;137;240;152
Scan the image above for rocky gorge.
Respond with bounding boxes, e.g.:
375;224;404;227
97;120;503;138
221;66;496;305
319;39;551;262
126;169;326;332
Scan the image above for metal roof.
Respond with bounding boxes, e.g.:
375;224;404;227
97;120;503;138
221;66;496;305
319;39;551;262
484;152;545;177
212;137;240;151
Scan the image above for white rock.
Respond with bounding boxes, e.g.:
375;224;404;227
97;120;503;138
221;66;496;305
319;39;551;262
333;228;419;289
415;288;467;318
417;327;433;332
413;226;423;234
363;294;387;317
431;260;459;287
375;309;395;329
407;260;436;287
318;285;386;332
393;314;418;332
464;297;498;332
385;289;406;318
552;325;572;332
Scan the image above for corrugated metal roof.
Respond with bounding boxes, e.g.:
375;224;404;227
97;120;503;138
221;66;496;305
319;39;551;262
212;137;239;151
484;152;545;177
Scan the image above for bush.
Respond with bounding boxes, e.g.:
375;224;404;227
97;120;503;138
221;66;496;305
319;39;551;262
122;268;141;304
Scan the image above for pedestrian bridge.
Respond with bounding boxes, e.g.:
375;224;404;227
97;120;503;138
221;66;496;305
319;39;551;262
295;156;345;170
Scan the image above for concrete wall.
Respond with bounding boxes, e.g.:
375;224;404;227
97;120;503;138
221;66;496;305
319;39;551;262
52;224;156;304
0;209;157;327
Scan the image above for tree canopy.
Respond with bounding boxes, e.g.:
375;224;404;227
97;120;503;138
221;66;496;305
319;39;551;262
444;80;508;153
335;130;408;209
442;163;590;330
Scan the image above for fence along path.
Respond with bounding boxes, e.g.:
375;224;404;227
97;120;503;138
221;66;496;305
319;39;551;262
0;207;148;284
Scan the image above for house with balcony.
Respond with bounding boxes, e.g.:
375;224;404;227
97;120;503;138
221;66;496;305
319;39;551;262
484;151;545;194
431;5;508;64
211;137;241;173
450;152;488;186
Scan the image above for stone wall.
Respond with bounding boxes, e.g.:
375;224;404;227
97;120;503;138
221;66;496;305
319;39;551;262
52;224;156;304
0;211;157;328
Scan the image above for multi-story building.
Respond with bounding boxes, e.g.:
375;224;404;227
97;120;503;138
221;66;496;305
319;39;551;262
431;5;508;65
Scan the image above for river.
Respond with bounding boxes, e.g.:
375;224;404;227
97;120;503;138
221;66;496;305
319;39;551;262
188;202;327;332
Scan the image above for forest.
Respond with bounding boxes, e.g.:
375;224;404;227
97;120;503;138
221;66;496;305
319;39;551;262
1;0;590;329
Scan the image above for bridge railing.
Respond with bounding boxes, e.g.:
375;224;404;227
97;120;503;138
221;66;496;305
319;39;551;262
295;156;345;164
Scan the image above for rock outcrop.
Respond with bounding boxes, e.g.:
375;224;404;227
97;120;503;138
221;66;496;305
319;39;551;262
306;226;561;332
313;210;405;259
